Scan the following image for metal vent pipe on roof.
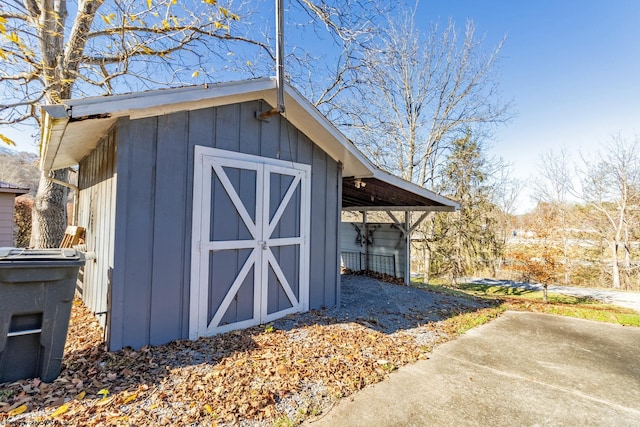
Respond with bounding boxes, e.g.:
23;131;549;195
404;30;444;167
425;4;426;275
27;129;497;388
258;0;285;120
275;0;285;112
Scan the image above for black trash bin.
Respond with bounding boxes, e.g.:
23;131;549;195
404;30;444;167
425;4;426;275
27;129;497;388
0;248;85;383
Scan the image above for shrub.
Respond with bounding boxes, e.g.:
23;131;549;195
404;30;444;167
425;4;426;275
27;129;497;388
13;195;33;247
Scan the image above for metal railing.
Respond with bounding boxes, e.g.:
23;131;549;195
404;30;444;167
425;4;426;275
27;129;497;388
341;252;397;278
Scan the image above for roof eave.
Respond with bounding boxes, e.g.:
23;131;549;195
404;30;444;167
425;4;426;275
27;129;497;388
370;169;460;210
40;104;71;170
278;85;373;178
66;78;276;120
0;188;29;195
341;205;457;212
39;78;373;177
38;79;457;213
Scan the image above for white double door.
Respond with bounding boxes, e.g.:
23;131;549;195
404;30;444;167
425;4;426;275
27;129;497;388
190;147;310;339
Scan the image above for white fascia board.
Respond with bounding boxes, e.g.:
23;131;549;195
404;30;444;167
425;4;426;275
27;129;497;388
40;104;71;170
65;78;276;120
56;77;373;177
342;205;457;212
371;168;460;210
277;85;374;178
40;78;373;178
40;78;457;212
39;79;278;171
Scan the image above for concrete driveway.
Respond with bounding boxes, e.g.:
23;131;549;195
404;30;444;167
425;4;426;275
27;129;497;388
308;311;640;427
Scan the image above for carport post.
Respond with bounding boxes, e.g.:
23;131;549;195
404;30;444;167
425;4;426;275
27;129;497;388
386;210;433;285
405;211;411;285
362;211;369;272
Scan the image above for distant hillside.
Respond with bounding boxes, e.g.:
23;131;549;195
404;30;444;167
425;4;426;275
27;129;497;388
0;148;40;194
0;146;15;155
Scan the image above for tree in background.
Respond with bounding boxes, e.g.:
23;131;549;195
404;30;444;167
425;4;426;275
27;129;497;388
333;7;511;283
430;132;503;282
342;8;510;186
577;135;640;289
13;195;33;247
288;1;390;112
509;245;562;303
1;0;250;246
0;0;388;247
510;135;640;290
491;165;523;270
505;201;564;301
533;149;574;284
0;150;40;192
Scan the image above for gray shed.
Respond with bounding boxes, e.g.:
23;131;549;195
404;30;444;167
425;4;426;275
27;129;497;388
0;182;29;247
40;78;457;351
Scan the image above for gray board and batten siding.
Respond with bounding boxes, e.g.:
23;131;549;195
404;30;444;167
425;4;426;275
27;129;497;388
77;131;117;334
0;194;16;247
77;100;341;351
0;183;29;247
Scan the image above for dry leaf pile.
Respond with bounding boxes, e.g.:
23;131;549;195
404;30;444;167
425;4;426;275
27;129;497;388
0;275;491;426
340;268;407;286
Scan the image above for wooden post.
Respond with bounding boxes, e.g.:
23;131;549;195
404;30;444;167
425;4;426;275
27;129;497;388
335;162;343;306
362;211;369;272
404;211;411;285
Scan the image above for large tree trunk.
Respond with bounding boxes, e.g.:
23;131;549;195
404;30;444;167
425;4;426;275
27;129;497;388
30;169;69;248
611;241;620;289
623;222;631;289
563;236;570;285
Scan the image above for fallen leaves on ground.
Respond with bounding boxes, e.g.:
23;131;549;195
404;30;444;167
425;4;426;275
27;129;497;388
341;268;406;286
0;280;492;426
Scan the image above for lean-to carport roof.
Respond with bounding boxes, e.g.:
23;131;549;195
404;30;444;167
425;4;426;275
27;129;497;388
342;175;456;211
41;77;458;212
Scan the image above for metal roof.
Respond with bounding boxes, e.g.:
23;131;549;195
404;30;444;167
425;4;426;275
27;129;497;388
342;177;455;211
0;181;29;195
40;78;458;212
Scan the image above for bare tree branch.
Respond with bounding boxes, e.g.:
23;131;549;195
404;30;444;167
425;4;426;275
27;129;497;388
336;11;511;187
0;0;397;247
574;135;640;288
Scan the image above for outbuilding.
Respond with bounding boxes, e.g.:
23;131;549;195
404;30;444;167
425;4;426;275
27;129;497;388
0;181;29;247
40;78;457;351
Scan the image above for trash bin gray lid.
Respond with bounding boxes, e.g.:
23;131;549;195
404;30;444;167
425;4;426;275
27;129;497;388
0;248;85;266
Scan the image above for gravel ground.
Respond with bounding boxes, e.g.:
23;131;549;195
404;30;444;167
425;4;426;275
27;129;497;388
1;275;492;426
276;274;487;334
329;274;487;331
266;274;490;425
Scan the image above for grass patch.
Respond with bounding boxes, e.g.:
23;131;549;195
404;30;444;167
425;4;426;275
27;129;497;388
410;280;480;301
440;306;506;336
420;281;640;328
455;283;599;305
522;303;640;327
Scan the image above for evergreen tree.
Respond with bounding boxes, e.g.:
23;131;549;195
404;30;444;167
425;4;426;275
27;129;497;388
431;132;502;280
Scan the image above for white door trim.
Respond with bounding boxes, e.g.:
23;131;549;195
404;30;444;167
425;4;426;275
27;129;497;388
189;146;310;339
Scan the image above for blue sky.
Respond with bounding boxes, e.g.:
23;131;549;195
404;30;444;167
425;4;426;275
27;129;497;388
416;0;640;209
6;0;639;211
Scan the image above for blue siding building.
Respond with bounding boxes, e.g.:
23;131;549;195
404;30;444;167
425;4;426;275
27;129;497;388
40;78;457;351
